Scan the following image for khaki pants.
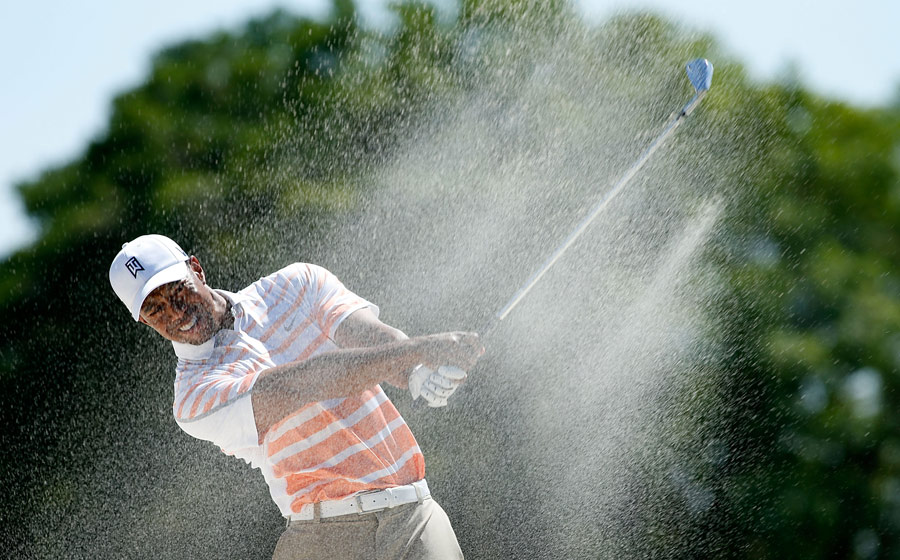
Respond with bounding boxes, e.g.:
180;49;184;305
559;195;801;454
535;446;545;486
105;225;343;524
272;497;464;560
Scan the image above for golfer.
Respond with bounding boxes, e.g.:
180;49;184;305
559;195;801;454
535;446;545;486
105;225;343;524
109;234;483;559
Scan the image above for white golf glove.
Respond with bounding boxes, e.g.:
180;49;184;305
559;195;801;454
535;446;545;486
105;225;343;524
408;365;468;407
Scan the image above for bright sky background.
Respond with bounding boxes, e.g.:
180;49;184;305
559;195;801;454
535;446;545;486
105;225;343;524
2;0;898;259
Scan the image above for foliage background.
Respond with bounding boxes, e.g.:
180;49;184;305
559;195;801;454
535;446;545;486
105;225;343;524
2;0;899;558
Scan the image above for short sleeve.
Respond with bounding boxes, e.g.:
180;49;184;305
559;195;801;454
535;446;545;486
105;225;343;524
173;367;260;452
301;264;378;338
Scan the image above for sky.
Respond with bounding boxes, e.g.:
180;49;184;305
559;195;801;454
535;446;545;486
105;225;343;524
2;0;898;259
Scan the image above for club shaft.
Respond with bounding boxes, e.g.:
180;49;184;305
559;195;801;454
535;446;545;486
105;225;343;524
480;90;707;338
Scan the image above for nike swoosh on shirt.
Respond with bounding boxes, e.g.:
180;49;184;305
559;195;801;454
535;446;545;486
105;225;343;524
283;313;298;331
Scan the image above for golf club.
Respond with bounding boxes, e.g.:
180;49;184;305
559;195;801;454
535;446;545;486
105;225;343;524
480;58;714;337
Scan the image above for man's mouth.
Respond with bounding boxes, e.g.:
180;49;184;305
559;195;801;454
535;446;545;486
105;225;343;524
178;315;198;332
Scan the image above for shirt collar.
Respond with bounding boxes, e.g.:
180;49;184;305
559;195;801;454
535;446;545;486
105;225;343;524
171;337;215;361
170;288;249;361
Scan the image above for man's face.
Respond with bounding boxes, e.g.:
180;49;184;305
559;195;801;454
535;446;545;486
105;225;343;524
139;258;226;345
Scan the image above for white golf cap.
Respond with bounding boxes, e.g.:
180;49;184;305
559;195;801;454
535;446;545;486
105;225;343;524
109;234;191;321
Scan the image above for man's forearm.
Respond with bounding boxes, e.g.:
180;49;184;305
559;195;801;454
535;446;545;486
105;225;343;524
330;307;414;390
258;341;423;398
252;340;426;436
252;330;483;436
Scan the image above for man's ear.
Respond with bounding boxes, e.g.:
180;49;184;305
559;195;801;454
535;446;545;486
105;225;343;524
188;255;206;284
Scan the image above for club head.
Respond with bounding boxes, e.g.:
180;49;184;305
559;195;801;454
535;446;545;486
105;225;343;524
686;58;713;92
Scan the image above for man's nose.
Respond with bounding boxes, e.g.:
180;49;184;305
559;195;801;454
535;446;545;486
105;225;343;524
162;299;187;321
169;296;188;313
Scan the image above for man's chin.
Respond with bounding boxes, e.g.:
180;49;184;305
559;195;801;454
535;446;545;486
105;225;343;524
173;333;214;346
168;323;214;346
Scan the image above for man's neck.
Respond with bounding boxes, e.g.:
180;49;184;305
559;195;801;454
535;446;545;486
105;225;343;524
210;290;234;334
219;300;235;332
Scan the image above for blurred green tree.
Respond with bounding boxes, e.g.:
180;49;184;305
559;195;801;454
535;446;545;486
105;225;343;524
2;1;899;559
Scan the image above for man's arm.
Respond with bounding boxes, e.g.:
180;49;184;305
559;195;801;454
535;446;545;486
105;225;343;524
251;327;482;437
331;307;412;389
332;307;477;408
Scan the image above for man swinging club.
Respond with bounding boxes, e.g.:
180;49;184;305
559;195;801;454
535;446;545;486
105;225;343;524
110;234;484;559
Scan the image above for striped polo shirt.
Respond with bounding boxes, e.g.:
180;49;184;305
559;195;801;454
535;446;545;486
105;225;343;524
170;263;425;516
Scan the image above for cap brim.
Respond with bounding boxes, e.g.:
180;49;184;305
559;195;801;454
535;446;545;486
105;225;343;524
130;261;190;320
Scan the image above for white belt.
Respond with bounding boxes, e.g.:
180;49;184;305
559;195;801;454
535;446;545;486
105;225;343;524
287;480;430;522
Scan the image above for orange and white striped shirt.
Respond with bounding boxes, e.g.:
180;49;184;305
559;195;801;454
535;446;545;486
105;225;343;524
170;263;425;516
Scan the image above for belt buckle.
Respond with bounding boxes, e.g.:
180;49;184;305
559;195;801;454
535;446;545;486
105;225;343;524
355;490;390;514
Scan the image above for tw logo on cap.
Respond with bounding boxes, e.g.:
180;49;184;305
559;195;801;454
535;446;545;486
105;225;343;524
125;257;145;278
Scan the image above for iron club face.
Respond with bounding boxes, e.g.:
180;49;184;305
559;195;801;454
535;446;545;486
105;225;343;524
686;58;713;93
